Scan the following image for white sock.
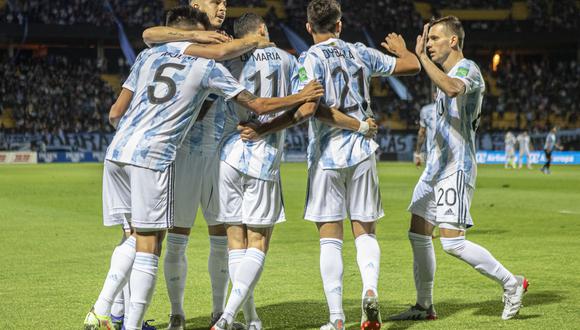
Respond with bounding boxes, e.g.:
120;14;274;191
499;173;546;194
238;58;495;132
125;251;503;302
222;248;265;324
228;249;259;322
111;290;124;318
354;234;381;298
94;236;136;316
320;238;344;323
209;235;229;314
440;237;517;290
125;253;159;330
409;232;436;308
164;233;189;316
122;282;131;324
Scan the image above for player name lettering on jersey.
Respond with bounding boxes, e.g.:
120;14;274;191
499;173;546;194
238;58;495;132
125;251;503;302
241;51;282;62
321;48;355;60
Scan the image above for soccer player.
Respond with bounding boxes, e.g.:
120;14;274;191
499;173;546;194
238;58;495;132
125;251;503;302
541;126;563;174
240;1;420;329
142;2;276;328
211;13;377;330
504;131;516;169
517;131;533;169
84;7;324;330
390;16;528;322
414;90;436;167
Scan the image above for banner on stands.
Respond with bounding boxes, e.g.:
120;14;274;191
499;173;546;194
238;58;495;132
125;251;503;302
0;151;37;164
476;151;580;165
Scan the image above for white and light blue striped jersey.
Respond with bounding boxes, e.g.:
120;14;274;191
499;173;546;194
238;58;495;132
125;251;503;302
517;133;530;152
420;103;436;153
106;42;245;171
420;58;485;187
544;132;556;151
182;93;225;154
505;132;516;151
220;47;298;181
294;38;397;169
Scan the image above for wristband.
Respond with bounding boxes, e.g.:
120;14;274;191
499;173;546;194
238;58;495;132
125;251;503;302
357;121;370;135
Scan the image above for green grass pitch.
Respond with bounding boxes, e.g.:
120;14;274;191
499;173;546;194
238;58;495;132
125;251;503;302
1;163;579;329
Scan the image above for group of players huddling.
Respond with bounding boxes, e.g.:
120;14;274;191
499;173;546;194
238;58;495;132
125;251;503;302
83;1;529;329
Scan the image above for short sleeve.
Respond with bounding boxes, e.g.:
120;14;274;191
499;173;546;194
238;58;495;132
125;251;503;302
452;60;485;94
355;43;396;77
292;51;323;93
122;51;147;92
205;63;246;100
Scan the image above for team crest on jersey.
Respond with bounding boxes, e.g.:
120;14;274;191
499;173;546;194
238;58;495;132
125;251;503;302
298;67;308;82
456;67;469;77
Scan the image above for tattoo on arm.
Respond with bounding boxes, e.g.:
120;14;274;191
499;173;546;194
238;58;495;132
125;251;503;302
168;32;186;38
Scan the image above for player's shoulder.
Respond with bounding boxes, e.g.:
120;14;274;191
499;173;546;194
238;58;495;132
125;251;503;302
457;58;482;75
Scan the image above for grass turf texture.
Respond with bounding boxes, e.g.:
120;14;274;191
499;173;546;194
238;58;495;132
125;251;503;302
0;163;579;330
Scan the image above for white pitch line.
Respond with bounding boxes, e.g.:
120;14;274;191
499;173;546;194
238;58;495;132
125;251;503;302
559;210;580;215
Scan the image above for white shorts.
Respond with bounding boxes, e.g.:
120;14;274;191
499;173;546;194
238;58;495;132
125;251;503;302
102;160;175;231
173;148;220;228
217;161;286;228
408;170;474;229
304;154;384;222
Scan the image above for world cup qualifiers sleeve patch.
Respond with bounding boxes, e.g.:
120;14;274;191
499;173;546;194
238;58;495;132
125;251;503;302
456;67;469;77
298;67;308;82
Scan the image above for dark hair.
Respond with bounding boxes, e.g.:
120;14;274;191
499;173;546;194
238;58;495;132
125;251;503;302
430;16;465;49
165;6;211;30
307;0;341;34
234;13;265;38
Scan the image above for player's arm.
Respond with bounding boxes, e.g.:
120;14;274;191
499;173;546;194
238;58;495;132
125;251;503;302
414;127;426;166
315;104;377;137
182;35;272;61
232;80;324;115
381;33;421;75
109;88;133;129
415;24;465;98
238;103;377;141
142;26;229;47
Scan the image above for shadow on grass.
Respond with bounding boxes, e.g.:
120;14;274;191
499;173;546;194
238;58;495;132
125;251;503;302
153;291;563;329
385;291;564;330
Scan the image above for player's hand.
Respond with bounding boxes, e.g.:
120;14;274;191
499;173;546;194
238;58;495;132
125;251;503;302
190;30;230;44
365;118;378;139
381;33;407;57
415;23;429;57
238;122;261;141
299;81;324;102
414;152;422;167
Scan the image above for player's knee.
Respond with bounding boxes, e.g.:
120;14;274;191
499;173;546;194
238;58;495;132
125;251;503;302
440;236;466;257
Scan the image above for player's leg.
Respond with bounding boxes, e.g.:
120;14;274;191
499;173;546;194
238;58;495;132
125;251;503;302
125;230;166;330
165;149;197;329
110;227;133;328
215;226;273;330
85;161;135;330
305;164;348;330
165;227;190;330
317;222;345;330
390;177;438;321
526;151;533;169
346;155;384;329
518;151;523;169
203;155;231;322
124;163;175;330
436;177;527;319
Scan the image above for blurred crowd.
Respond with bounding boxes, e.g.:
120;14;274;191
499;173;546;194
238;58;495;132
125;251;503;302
0;0;163;27
0;55;115;135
